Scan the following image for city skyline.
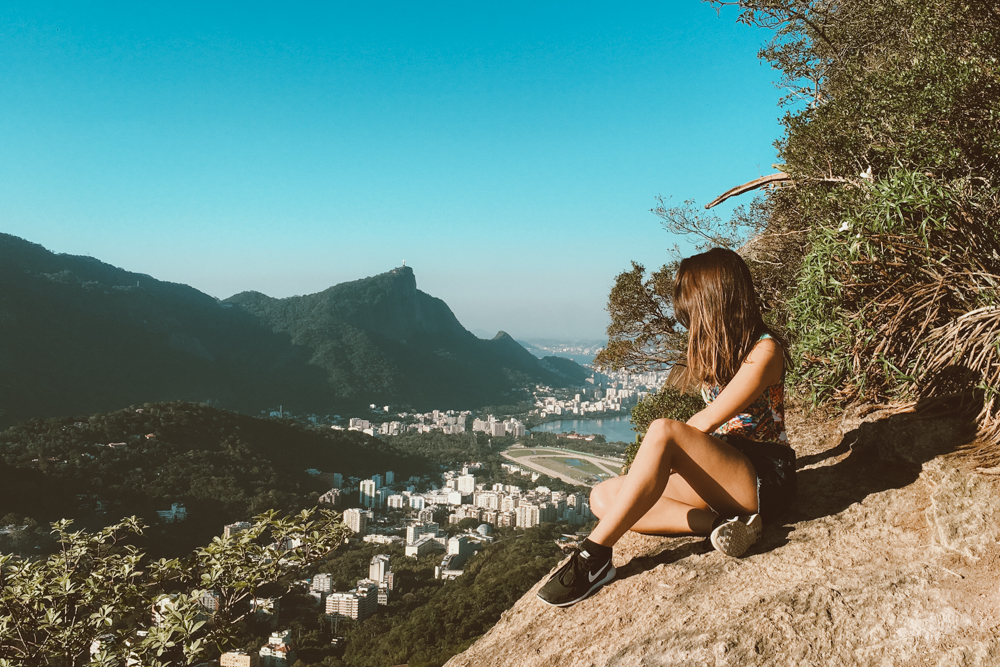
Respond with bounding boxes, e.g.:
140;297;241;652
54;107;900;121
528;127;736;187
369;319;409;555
2;2;786;339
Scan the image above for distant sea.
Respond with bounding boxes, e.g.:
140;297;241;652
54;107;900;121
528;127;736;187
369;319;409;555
530;415;636;444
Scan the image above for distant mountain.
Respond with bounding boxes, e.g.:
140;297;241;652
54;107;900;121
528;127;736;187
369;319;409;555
516;339;604;367
0;233;589;427
538;355;593;383
226;269;589;408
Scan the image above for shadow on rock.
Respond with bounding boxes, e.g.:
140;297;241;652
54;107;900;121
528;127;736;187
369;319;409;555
613;537;709;583
760;399;980;553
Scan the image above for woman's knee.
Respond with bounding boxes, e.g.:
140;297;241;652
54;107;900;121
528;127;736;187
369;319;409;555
589;479;616;517
645;418;683;445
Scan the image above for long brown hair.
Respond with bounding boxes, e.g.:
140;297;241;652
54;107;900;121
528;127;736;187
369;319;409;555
673;248;786;387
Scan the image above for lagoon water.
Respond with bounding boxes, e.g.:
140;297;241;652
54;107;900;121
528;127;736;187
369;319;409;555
530;415;637;444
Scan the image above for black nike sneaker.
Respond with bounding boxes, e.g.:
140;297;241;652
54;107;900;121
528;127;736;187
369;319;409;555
536;546;616;607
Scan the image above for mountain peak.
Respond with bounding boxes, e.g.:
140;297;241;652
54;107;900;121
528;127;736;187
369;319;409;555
380;264;416;290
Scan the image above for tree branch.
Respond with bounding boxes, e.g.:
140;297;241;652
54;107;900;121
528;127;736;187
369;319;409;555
706;172;859;209
705;173;793;209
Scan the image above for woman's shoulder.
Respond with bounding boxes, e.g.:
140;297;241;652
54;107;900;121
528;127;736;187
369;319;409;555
746;333;784;385
756;331;782;347
749;333;782;358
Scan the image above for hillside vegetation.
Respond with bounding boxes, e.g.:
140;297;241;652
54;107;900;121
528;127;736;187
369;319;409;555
0;402;421;556
318;525;564;667
600;0;1000;460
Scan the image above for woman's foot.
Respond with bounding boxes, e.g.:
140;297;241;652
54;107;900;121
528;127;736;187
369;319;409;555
709;513;761;557
537;545;616;607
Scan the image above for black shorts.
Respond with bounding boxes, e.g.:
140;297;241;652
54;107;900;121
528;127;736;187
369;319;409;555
717;433;797;521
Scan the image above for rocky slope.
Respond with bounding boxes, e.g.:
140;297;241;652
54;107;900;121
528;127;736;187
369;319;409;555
445;402;1000;667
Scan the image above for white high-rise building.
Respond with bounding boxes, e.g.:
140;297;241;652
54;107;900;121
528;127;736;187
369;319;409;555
457;474;476;495
406;522;440;545
343;508;367;535
369;554;391;584
516;504;540;529
325;582;378;622
507;420;527;437
360;479;377;508
447;535;474;567
311;573;333;594
474;491;501;510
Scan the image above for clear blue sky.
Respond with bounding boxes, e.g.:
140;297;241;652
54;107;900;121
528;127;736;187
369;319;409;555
1;1;784;340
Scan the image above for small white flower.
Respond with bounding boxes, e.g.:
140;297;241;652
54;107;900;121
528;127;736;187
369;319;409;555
838;221;850;232
860;166;873;180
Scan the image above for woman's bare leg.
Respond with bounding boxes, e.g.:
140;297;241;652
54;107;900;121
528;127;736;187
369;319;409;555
590;474;718;535
587;418;757;547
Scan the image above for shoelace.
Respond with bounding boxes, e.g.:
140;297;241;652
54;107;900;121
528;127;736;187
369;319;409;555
555;546;585;585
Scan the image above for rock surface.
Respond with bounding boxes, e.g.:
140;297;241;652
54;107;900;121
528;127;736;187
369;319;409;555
445;403;1000;667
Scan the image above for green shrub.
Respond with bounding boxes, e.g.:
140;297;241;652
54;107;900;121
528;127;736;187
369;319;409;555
787;171;999;405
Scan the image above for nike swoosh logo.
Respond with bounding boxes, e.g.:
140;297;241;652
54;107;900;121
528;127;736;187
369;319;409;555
588;560;610;583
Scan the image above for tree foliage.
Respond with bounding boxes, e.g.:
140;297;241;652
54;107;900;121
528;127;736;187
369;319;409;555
0;510;348;667
603;0;1000;458
696;0;1000;457
0;402;420;557
593;262;685;373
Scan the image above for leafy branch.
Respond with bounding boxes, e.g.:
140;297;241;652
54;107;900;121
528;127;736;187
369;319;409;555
0;509;348;667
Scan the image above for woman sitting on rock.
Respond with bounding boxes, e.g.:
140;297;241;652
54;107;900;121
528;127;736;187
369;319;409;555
538;247;797;607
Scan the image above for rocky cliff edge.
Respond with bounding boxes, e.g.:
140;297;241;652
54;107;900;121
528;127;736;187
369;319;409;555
445;403;1000;667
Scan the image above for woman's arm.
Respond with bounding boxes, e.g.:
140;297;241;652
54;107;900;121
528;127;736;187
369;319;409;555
685;338;784;434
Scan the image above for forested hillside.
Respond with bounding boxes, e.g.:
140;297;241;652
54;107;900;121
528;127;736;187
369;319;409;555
0;234;331;429
337;525;564;667
0;402;421;555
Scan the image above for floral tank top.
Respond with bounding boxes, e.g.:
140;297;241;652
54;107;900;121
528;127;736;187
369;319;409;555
700;334;788;445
